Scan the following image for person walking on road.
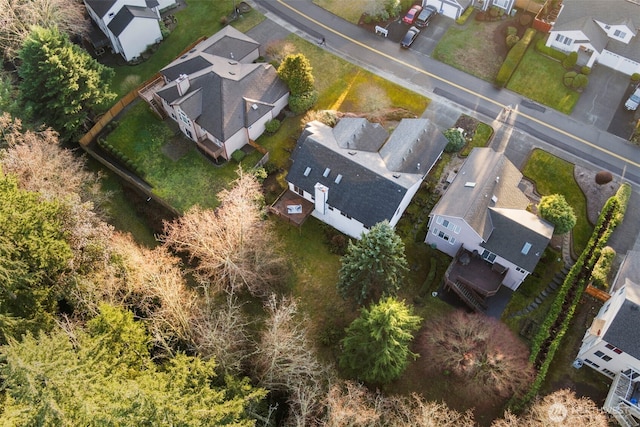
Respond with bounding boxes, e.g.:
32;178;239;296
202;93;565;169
319;36;326;46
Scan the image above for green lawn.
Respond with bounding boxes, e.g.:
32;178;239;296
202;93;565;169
460;122;494;156
313;0;413;24
522;149;591;254
104;101;261;212
507;44;580;114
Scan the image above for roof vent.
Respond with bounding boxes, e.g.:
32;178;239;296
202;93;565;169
229;71;236;75
393;173;401;178
303;167;311;177
228;61;237;65
521;242;532;255
464;182;476;188
496;176;500;183
335;174;343;184
180;54;188;59
251;104;258;110
348;151;357;156
491;195;498;203
416;162;421;170
323;168;331;177
189;49;196;53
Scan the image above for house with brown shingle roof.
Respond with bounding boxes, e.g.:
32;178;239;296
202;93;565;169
425;148;554;310
152;26;289;161
545;0;640;75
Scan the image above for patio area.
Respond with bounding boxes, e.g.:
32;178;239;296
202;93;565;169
269;190;315;228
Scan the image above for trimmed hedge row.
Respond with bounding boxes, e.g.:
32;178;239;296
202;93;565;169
511;183;631;411
534;38;568;61
495;28;536;87
97;138;145;177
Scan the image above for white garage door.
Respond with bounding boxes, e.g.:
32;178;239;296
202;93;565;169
423;0;462;20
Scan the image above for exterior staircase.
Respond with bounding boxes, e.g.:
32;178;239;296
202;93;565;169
450;281;486;313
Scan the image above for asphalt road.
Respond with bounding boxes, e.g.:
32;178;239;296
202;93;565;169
249;0;640;253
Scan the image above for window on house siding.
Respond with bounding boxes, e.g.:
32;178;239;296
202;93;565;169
602;368;615;377
584;359;600;368
614;29;626;38
178;110;190;126
481;249;496;263
555;34;572;45
606;343;623;354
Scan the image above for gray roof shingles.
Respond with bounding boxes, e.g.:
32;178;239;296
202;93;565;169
286;119;445;228
604;282;640;360
108;5;158;37
86;0;117;18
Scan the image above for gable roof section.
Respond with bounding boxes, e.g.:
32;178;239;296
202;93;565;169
287;120;441;228
160;26;259;81
555;0;640;29
108;5;158;37
482;208;553;272
603;280;640;360
380;119;447;174
86;0;118;18
430;148;530;240
333;118;388;151
612;250;640;292
157;61;288;142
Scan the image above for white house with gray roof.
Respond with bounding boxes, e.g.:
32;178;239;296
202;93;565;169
85;0;171;61
425;148;554;292
576;251;640;426
545;0;640;75
153;26;289;161
285;118;447;239
421;0;515;20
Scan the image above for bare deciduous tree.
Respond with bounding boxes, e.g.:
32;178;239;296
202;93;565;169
190;294;251;374
253;295;328;425
0;0;88;62
493;389;608;427
416;310;534;399
161;169;286;297
323;380;475;427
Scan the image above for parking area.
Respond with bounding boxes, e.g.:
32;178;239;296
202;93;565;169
607;81;640;140
382;13;452;56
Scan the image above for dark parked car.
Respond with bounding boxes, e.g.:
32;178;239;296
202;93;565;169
402;5;423;24
415;5;437;27
400;26;420;48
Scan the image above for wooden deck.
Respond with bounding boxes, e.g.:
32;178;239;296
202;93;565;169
269;190;314;227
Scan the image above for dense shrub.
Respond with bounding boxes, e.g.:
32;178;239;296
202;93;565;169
289;90;318;115
519;13;532;26
535;38;568;61
572;73;589;90
632;72;640;82
264;118;281;134
506;26;518;36
562;51;578;69
581;65;591;75
231;149;246;163
443;128;466;152
595;171;613;185
495;28;536;87
563;71;577;87
506;34;520;48
591;246;616;289
455;7;474;25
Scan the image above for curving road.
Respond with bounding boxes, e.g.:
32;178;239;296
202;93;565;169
253;0;640;186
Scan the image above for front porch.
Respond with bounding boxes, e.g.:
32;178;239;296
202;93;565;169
443;246;507;313
604;368;640;426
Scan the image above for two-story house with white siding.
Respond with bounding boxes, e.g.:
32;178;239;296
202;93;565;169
425;148;554;311
281;117;448;239
575;250;640;426
545;0;640;75
85;0;172;62
421;0;515;21
152;26;289;161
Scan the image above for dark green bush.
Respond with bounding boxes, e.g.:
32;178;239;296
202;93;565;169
265;118;281;134
495;28;536;87
631;73;640;82
506;26;518;36
562;51;578;69
443;128;465;152
591;246;615;289
506;34;520;48
563;71;577;87
581;66;591;75
573;73;589;89
455;7;473;25
289;90;318;115
535;38;568;61
231;149;246;163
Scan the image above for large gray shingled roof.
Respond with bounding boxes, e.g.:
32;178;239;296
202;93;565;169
603;281;640;360
286;119;445;228
108;5;158;37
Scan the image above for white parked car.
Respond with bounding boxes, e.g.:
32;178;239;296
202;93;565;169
625;86;640;111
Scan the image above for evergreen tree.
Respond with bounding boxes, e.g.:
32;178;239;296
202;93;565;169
277;53;314;96
538;194;576;234
340;297;422;384
0;168;72;343
337;221;408;305
0;304;266;426
18;26;115;139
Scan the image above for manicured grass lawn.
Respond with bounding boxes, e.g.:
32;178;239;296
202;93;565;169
110;4;265;98
522;149;591;254
313;0;414;24
507;45;580;114
460;122;494;156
